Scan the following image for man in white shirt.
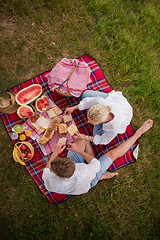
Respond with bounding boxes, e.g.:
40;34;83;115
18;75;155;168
64;90;133;145
42;119;153;195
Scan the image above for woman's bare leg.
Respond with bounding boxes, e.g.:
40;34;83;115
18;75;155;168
99;171;118;180
100;119;153;180
73;138;95;157
85;141;95;157
106;119;153;162
73;139;86;152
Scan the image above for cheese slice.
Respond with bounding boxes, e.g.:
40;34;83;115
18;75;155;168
58;137;67;145
59;123;67;134
63;114;73;123
32;123;45;133
67;124;78;136
35;116;50;129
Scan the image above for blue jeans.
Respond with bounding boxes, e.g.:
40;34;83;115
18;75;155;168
67;150;112;189
81;90;108;136
93;123;105;136
81;90;109;99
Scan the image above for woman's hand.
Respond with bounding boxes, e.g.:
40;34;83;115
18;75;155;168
64;105;79;115
74;132;86;140
64;107;74;115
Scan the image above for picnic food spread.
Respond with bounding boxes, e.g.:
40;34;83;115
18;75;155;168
8;82;79;166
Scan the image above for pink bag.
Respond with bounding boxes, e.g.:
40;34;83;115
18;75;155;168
47;58;91;97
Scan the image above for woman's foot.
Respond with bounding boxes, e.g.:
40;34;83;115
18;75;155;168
136;119;153;137
100;171;118;180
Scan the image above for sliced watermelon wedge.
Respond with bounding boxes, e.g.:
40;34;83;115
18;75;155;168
16;84;42;105
17;105;34;118
35;95;50;112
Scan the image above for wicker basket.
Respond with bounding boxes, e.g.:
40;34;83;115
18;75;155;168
14;141;34;162
0;91;19;114
54;61;79;97
54;87;72;97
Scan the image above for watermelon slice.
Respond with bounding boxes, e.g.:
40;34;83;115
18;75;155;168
35;95;50;112
16;84;42;105
17;105;34;118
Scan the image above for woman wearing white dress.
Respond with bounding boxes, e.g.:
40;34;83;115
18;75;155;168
64;90;133;145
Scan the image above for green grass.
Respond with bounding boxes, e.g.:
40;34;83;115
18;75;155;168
0;0;160;239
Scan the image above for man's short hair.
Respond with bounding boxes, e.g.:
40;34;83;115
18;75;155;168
50;157;75;178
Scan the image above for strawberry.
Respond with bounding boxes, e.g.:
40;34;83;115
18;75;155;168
26;152;32;159
20;144;27;151
22;153;27;158
27;148;31;153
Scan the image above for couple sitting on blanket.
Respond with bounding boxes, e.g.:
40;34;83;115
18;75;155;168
42;90;153;195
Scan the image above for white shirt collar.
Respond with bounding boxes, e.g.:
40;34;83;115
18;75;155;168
62;171;76;181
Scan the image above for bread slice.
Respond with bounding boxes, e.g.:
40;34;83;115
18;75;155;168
49;116;61;131
67;124;78;136
43;128;55;139
63;114;73;123
58;137;67;145
38;136;49;146
47;106;59;118
53;106;59;115
38;116;61;145
59;123;67;134
47;108;56;118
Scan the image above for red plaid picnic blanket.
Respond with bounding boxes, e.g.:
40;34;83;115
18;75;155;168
1;54;138;204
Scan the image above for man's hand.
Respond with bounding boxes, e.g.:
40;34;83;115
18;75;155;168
45;143;66;169
74;132;86;140
67;142;80;153
67;142;95;164
53;143;66;155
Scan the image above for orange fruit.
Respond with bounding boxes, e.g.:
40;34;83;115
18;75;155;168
19;130;24;134
25;130;32;137
19;134;26;141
